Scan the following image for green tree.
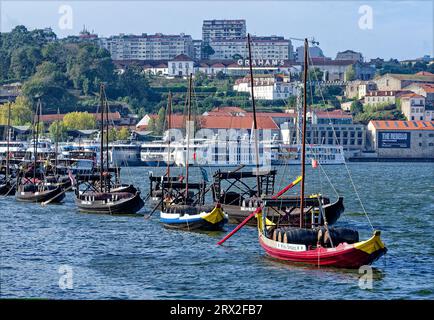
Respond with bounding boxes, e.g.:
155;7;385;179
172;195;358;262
63;112;96;130
350;100;363;115
345;65;356;81
117;127;130;140
201;44;215;58
0;96;33;125
48;120;68;142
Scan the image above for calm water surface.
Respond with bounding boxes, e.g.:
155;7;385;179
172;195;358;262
1;163;433;299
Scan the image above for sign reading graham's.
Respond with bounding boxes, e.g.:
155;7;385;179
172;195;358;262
378;131;410;148
237;59;285;67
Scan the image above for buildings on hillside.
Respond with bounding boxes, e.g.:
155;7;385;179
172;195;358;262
209;36;293;60
202;19;247;45
99;33;194;60
232;74;295;100
374;72;434;91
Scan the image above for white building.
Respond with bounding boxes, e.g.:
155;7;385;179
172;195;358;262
168;54;195;77
202;19;247;45
209;36;292;60
100;33;194;60
399;93;430;121
233;74;295;100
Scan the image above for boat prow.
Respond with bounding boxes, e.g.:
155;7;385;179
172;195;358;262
258;228;387;269
160;204;228;231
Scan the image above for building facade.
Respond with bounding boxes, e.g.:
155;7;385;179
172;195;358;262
367;120;434;158
100;33;194;60
202;19;247;45
168;54;195;77
233;74;294;100
399;93;428;121
374;72;434;91
336;50;363;62
209;36;291;60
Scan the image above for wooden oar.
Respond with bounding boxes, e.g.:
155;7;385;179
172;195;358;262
41;186;72;206
2;182;16;197
217;207;261;246
272;176;302;199
144;199;163;220
230;164;245;174
217;175;302;246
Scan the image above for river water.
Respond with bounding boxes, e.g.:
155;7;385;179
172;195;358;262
1;163;433;299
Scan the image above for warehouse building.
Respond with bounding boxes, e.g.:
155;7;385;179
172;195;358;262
367;120;434;159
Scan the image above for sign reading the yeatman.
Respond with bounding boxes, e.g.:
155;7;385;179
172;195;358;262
237;59;285;67
378;131;411;148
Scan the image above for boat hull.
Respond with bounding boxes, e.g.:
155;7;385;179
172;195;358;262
15;185;65;203
75;191;144;215
258;230;387;269
160;206;228;231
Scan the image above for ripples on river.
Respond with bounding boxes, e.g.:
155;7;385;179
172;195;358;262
1;163;433;299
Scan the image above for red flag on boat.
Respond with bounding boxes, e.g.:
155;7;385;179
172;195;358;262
312;159;318;168
193;152;196;161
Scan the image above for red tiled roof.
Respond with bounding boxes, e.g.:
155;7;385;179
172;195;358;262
210;106;246;113
370;120;434;130
420;84;434;93
199;115;279;130
171;54;193;61
399;93;425;99
314;110;353;119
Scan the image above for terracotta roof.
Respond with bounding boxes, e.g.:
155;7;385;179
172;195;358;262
370;120;434;130
314;110;353;119
419;84;434;93
199;115;279;130
210;106;246;114
399;93;425;99
171;54;193;62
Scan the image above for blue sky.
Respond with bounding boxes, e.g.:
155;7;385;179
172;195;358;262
1;0;432;60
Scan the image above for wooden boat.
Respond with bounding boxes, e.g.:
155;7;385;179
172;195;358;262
0;103;16;196
160;203;227;231
15;99;66;204
16;183;65;203
213;168;344;227
74;84;144;215
158;88;228;231
75;190;143;214
217;36;387;269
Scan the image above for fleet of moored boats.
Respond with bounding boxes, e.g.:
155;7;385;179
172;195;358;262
1;37;387;269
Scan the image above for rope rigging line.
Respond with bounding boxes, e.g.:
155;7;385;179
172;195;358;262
307;53;374;231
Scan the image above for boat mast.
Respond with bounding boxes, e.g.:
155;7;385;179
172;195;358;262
99;84;104;192
166;92;172;179
105;92;110;192
300;39;309;228
55;108;60;177
247;33;262;196
185;74;192;199
33;99;41;184
6;102;11;181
